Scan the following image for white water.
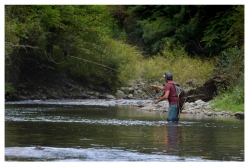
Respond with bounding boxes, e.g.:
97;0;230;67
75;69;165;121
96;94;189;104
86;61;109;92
5;146;215;162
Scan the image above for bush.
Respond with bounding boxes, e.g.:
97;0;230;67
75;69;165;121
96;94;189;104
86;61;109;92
5;82;17;99
210;71;244;113
102;37;143;87
215;46;244;86
138;43;215;85
57;37;143;89
210;86;244;112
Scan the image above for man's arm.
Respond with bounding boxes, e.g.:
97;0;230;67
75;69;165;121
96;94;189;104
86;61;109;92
151;85;165;90
154;90;170;104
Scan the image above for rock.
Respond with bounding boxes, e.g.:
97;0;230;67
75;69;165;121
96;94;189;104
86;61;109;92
186;78;198;87
116;90;127;99
121;87;134;94
195;99;203;104
94;92;100;97
137;101;147;107
106;95;116;99
220;111;226;115
234;111;244;119
138;103;155;111
185;74;232;102
41;96;47;100
205;111;213;116
17;96;29;100
204;105;211;110
35;146;44;150
194;106;200;109
128;94;134;99
181;110;187;114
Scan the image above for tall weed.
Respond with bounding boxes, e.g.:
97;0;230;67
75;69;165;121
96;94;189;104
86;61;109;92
210;86;244;112
139;43;215;85
102;38;143;86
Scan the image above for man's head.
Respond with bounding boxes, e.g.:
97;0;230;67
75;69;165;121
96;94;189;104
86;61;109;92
164;72;173;80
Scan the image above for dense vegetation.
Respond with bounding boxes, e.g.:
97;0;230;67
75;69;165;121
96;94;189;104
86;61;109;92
5;5;244;111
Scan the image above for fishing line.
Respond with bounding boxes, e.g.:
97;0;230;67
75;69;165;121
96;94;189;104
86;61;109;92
160;111;165;121
70;56;120;73
149;97;165;121
46;51;120;73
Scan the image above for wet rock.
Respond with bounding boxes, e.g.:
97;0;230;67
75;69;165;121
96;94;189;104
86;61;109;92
137;101;147;107
205;111;213;116
234;111;244;119
138;103;155;111
35;146;44;150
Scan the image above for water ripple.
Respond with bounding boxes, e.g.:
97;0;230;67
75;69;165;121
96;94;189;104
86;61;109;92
5;147;216;162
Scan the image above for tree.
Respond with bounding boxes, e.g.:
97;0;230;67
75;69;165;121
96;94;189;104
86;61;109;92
119;5;241;57
5;5;115;85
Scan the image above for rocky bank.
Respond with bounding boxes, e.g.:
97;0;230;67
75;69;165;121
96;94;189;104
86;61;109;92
6;74;244;120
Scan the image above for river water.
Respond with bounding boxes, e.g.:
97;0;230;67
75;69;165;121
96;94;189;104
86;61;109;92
5;100;244;162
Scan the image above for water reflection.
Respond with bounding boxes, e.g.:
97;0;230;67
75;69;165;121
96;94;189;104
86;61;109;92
165;123;180;153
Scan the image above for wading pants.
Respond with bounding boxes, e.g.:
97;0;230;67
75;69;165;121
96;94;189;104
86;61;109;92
167;104;179;122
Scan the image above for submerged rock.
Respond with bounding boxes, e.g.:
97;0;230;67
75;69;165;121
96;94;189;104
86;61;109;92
35;146;44;150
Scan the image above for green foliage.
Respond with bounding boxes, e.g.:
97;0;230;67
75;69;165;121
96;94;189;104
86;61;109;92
202;6;244;112
215;46;244;86
5;83;17;98
5;5;123;87
139;43;215;85
201;6;244;55
210;86;244;113
210;68;244;113
5;5;244;116
122;5;241;57
58;37;142;88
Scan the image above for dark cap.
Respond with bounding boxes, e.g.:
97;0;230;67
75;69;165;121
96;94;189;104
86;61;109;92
164;72;173;80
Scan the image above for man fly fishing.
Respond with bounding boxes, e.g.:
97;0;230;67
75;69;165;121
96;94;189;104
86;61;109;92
151;72;180;122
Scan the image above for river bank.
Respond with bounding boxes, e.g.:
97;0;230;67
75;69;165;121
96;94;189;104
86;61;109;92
5;70;244;120
5;98;244;120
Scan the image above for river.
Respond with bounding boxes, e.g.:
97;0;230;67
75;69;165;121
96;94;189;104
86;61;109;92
5;99;244;162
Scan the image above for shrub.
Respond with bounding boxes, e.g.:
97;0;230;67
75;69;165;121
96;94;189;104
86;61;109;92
139;43;215;85
5;82;17;99
210;86;244;112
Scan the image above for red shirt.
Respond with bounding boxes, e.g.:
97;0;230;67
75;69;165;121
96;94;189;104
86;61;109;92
165;81;178;105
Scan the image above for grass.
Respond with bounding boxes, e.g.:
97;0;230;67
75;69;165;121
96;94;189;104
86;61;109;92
210;86;244;113
137;43;215;86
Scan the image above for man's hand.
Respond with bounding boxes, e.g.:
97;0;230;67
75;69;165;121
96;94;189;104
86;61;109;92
154;99;160;104
151;85;165;90
151;85;157;88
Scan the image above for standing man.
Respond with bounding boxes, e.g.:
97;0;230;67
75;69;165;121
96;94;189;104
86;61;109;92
151;72;179;122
